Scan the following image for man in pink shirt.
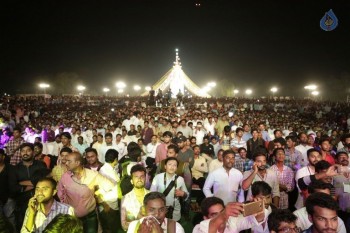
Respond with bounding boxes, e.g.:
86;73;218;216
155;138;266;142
155;131;173;165
57;151;114;233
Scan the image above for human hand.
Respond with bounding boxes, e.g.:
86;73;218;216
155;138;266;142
223;202;243;219
175;189;185;197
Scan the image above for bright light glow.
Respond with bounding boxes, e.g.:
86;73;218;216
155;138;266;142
207;82;216;87
304;85;317;90
175;48;178;52
311;91;319;96
202;86;211;92
117;89;124;93
38;83;50;88
233;89;239;94
77;85;86;91
245;89;252;95
270;87;278;93
111;108;115;112
116;82;126;89
133;85;141;91
145;86;151;91
103;88;110;93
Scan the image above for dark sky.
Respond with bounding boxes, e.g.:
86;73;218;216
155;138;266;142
2;0;350;99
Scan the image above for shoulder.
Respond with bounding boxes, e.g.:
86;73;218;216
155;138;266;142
174;221;185;233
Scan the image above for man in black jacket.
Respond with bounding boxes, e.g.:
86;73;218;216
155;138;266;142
8;143;48;231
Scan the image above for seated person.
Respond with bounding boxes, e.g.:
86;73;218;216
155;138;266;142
43;214;83;233
127;192;185;233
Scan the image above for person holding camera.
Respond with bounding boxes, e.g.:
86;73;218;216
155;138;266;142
127;192;185;233
150;157;189;221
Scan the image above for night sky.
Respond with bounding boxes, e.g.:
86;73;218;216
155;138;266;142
2;0;350;99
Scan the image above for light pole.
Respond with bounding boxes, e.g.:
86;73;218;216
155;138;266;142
38;83;50;95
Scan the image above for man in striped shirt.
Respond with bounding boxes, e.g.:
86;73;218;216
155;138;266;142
21;177;74;233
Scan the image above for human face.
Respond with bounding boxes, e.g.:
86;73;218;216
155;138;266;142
151;136;157;144
167;148;177;157
165;160;178;174
254;155;267;170
319;169;333;184
217;151;223;162
236;130;243;138
191;138;196;145
308;151;322;166
286;139;295;149
275;150;286;162
59;151;69;165
309;206;338;233
105;136;112;145
86;151;98;165
276;221;300;233
321;141;330;152
337;154;349;166
254;193;272;209
204;203;225;220
163;135;172;143
61;136;70;146
252;130;258;139
34;145;42;156
275;131;282;138
299;133;308;144
211;138;217;145
223;153;235;170
21;146;34;162
13;130;21;139
239;149;247;159
177;141;185;149
65;153;80;172
131;171;146;189
193;146;200;155
35;181;56;204
145;198;166;224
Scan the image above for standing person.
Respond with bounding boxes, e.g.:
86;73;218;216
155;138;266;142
210;136;221;159
121;164;150;231
57;152;114;233
115;134;127;160
285;135;303;171
98;149;120;233
191;145;208;204
74;136;89;156
58;132;77;154
270;148;295;209
242;152;280;208
5;127;25;165
33;142;51;169
8;143;48;231
258;122;271;142
319;138;336;165
98;133;115;164
21;177;74;233
155;131;173;165
242;124;252;142
295;133;314;168
42;124;56;156
127;192;185;233
150;157;189;222
302;192;339;233
177;119;192;138
246;128;266;159
193;122;206;145
176;136;194;168
203;150;244;204
84;148;103;171
145;135;160;169
230;127;247;155
234;147;254;173
295;148;322;209
141;121;154;146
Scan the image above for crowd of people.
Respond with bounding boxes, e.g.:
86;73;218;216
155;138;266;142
0;94;350;233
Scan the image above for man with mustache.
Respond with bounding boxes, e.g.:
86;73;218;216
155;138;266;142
21;177;74;233
9;143;48;231
302;192;339;233
242;152;280;207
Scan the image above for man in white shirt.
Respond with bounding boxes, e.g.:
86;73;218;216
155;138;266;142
127;192;184;233
295;132;314;167
203;150;244;204
208;149;224;173
294;148;322;209
115;134;127;160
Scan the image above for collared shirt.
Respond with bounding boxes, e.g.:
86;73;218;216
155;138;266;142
20;200;74;233
294;207;346;232
6;137;25;165
121;188;150;230
99;163;120;210
57;168;114;217
203;167;244;204
191;156;208;179
73;142;89;155
230;137;247;152
295;144;313;167
285;148;303;170
146;142;160;159
243;169;280;201
270;165;295;209
208;159;223;173
150;173;189;221
234;158;253;173
127;217;185;233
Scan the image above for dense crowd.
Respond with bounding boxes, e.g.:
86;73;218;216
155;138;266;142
0;94;350;233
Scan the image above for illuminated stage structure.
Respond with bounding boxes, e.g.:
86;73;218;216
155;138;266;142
143;49;210;98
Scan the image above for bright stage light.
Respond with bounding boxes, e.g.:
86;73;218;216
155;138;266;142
270;87;278;93
133;85;141;91
233;89;239;94
245;89;252;95
103;88;110;92
116;82;126;89
145;86;151;91
117;89;124;93
77;85;86;91
208;82;216;88
38;83;50;88
304;85;317;90
311;91;319;96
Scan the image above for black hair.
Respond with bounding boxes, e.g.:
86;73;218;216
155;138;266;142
60;132;71;140
200;197;224;218
224;125;231;133
143;192;166;206
305;192;339;216
20;143;34;151
164;157;179;166
253;152;267;162
105;132;113;138
60;147;72;154
285;135;297;143
36;177;57;189
335;151;349;160
267;209;297;232
314;160;331;173
222;150;235;159
308;180;333;194
105;149;118;163
237;147;247;153
85;147;98;155
235;127;244;134
33;142;43;150
167;144;179;154
130;164;146;177
307;148;320;158
272;148;285;157
162;131;173;138
43;214;83;233
273;137;286;147
251;181;272;196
